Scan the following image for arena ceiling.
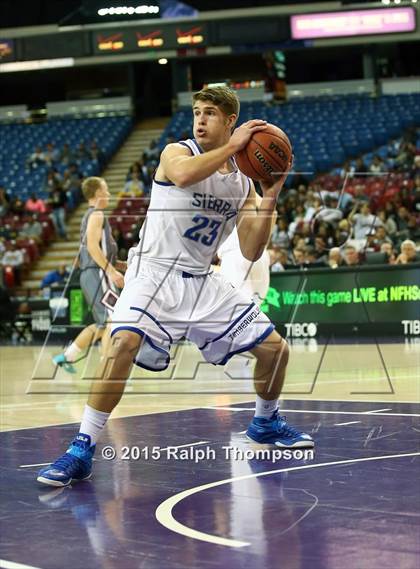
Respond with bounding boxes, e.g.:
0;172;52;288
0;0;377;29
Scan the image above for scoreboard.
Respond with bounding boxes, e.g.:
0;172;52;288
93;23;208;54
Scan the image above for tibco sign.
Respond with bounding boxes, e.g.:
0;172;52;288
285;322;318;337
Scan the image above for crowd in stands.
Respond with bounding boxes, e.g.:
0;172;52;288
116;129;419;271
1;122;419;293
110;139;161;257
267;126;420;269
0;139;102;288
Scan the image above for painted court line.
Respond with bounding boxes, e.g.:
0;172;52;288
159;441;210;452
0;560;43;569
334;421;361;426
155;451;420;549
20;459;98;469
202;407;420;418
365;408;392;414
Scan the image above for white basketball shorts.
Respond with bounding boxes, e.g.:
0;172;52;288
110;260;274;371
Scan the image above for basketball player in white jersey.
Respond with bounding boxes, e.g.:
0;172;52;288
218;193;273;379
38;86;314;487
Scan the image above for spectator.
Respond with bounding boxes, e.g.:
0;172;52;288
75;142;90;161
292;247;306;265
410;156;420;181
377;209;397;237
269;248;288;272
394;206;411;242
380;242;396;264
349;202;382;240
144;140;159;163
396;240;419;264
328;247;343;269
1;241;25;284
9;197;25;216
353;184;369;204
25;193;47;214
20;216;43;243
369;155;385;174
89;140;103;163
314;236;328;263
406;215;420;242
0;186;10;217
352;157;368;176
339;159;351;179
45;169;62;192
374;226;393;248
44;143;59;166
394;142;415;171
344;245;360;266
305;246;324;266
68;163;83;190
60;143;75;165
127;161;141;180
0;224;15;240
48;185;68;240
27;146;45;169
40;263;69;292
62;166;82;209
122;172;144;197
270;217;289;249
336;219;351;247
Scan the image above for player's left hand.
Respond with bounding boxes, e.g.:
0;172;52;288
260;156;293;199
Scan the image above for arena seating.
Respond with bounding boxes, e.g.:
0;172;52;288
160;93;420;176
0;116;132;288
0;116;132;200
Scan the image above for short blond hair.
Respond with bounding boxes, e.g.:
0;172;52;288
82;177;104;200
192;86;240;121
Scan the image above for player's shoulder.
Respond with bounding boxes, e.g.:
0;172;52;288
161;141;192;157
86;208;105;225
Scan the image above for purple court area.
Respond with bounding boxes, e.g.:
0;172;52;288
1;399;419;569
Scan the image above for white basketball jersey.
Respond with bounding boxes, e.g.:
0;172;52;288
133;139;250;274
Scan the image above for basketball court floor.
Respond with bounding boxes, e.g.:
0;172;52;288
1;338;419;569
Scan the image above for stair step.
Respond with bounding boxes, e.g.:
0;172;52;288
22;281;43;290
35;259;78;270
48;241;80;250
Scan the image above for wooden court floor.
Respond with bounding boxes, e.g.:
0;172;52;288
1;339;419;431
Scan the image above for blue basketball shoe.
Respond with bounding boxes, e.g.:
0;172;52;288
52;353;76;374
246;411;314;448
37;434;95;487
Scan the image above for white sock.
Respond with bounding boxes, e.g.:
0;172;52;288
79;404;110;445
255;394;278;419
64;342;82;363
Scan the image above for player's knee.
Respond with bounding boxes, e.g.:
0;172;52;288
110;331;140;358
256;336;289;367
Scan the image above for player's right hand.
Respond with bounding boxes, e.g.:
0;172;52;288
109;269;125;289
228;120;267;153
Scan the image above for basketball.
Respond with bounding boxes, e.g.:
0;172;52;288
235;123;292;182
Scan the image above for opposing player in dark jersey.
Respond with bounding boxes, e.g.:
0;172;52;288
52;177;125;373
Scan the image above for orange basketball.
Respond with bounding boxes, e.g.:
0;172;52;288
235;123;292;182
